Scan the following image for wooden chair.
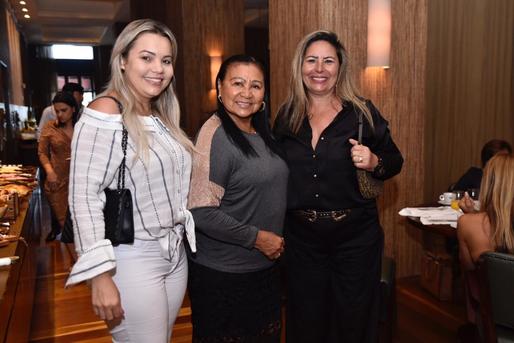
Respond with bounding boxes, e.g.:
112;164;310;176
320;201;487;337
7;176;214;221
476;252;514;342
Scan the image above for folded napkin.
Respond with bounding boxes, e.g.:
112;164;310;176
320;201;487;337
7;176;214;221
399;206;462;228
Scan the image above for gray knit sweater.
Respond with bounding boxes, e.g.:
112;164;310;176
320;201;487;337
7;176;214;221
188;115;288;273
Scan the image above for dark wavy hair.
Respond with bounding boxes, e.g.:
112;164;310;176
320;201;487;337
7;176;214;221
481;139;512;167
215;54;281;157
52;91;79;126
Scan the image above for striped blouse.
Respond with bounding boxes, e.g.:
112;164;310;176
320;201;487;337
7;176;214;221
66;107;195;286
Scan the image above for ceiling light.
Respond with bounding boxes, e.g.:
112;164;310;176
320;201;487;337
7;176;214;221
19;1;26;4
22;8;28;12
24;14;30;18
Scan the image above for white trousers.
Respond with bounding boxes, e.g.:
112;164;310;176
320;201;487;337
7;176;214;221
109;239;188;343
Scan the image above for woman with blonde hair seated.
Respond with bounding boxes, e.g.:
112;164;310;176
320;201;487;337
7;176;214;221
457;152;514;324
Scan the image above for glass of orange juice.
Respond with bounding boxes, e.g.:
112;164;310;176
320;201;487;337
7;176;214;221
451;190;464;210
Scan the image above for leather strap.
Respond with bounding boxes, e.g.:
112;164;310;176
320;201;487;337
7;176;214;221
290;209;351;222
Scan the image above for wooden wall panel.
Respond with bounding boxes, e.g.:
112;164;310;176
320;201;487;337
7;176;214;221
5;8;23;105
171;0;245;136
424;0;514;202
360;0;427;277
270;0;427;277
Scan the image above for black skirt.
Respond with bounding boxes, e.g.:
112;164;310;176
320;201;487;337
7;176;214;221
188;261;282;343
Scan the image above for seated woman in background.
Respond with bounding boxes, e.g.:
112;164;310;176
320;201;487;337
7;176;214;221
457;153;514;323
38;91;78;241
456;139;511;213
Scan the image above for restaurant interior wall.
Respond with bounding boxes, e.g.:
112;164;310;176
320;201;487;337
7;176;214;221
0;3;10;65
0;2;25;163
244;27;269;80
424;0;514;203
0;3;11;164
5;5;23;107
26;45;56;123
26;45;114;123
92;45;113;96
269;0;427;278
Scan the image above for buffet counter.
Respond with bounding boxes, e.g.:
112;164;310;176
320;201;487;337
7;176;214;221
0;167;40;342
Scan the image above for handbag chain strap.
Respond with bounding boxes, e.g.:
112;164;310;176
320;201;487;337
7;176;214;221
357;112;363;144
117;128;128;190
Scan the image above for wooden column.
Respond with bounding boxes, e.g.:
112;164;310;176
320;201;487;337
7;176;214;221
269;0;427;277
131;0;245;136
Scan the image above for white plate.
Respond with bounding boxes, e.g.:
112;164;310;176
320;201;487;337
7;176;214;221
438;200;452;206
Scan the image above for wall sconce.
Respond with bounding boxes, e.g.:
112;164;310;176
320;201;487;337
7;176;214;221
366;0;391;69
210;55;222;89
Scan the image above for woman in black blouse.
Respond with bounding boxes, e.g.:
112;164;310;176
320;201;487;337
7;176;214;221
274;30;403;343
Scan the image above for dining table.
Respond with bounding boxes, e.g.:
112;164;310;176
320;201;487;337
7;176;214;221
401;205;462;302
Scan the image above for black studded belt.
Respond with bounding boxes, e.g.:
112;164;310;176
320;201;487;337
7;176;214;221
290;209;351;222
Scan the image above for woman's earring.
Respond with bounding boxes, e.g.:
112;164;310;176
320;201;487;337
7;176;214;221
260;101;266;112
217;95;223;104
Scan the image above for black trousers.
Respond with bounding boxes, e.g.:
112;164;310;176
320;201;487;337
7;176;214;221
284;207;383;343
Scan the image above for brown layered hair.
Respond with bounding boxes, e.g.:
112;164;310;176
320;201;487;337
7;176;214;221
277;30;372;134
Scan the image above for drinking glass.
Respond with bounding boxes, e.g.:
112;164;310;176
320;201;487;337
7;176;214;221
467;188;479;200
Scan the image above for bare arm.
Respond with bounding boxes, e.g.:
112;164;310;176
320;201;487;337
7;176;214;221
457;213;493;270
457;220;475;270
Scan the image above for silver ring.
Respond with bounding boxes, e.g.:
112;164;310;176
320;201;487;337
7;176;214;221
359;156;363;163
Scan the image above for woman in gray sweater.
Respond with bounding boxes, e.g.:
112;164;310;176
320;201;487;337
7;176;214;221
188;55;288;343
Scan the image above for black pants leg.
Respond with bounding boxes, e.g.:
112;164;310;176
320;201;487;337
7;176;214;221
285;232;332;343
284;208;383;343
329;222;383;342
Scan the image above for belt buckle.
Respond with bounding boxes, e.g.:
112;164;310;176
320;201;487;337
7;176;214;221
306;210;317;222
331;210;348;222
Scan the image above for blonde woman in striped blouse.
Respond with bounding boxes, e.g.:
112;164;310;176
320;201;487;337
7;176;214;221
65;19;195;342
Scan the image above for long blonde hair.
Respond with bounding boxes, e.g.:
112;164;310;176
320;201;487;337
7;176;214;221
100;19;193;156
479;153;514;252
277;30;372;134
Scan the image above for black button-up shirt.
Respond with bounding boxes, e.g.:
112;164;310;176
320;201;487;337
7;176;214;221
275;100;403;210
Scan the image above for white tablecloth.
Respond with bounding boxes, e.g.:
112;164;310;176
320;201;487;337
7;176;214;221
399;206;462;228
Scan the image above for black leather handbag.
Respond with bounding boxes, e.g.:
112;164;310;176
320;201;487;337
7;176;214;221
61;96;134;246
103;127;134;246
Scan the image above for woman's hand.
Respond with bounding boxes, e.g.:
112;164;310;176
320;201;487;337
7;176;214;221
459;192;478;214
91;272;124;321
46;170;58;184
46;170;59;190
349;138;378;172
254;230;285;260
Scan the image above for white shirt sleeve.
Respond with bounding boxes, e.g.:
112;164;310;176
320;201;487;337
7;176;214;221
37;106;55;141
66;109;124;286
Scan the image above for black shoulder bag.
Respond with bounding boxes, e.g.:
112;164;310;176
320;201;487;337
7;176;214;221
62;96;134;246
355;112;384;199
